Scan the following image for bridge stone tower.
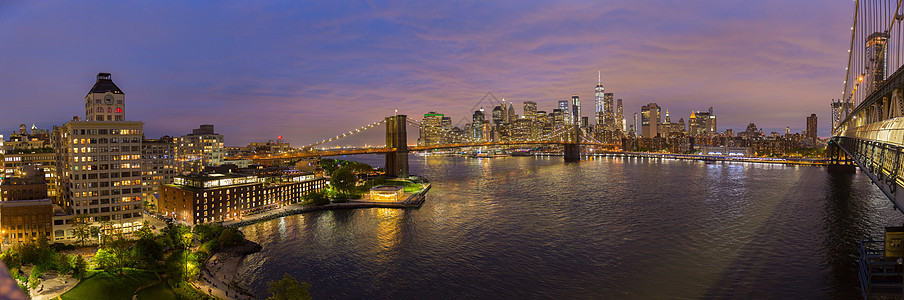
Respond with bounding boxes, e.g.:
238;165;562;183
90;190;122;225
385;115;409;178
564;125;581;162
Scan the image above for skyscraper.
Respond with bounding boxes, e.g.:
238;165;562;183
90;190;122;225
507;103;516;124
641;103;661;138
558;100;571;125
604;93;614;130
492;106;505;125
616;99;624;132
595;72;605;129
571;94;581;126
633;113;639;136
418;112;444;146
806;113;818;144
523;101;537;120
472;109;486;141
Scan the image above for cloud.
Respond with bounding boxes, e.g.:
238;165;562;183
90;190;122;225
0;0;853;144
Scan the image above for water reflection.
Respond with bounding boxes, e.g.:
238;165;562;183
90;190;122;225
237;155;904;299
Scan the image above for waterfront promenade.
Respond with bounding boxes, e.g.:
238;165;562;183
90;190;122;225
221;183;430;228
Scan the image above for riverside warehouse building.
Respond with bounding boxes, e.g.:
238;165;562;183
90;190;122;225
158;171;327;224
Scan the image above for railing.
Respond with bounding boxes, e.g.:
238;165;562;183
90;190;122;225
833;136;904;210
859;240;903;299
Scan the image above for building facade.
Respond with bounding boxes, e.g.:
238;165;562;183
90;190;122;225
52;73;145;236
142;136;176;211
158;173;326;224
641;103;661;138
175;125;225;173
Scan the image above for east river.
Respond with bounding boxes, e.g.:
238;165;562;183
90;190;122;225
236;155;904;299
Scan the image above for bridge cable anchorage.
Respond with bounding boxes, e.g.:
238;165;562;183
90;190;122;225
302;119;387;149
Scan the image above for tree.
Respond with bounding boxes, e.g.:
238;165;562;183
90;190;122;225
331;167;356;194
71;255;87;279
71;218;90;246
89;226;101;245
108;234;133;274
193;224;222;243
218;227;244;248
306;191;329;206
134;220;154;240
28;269;41;290
93;248;115;271
56;254;73;275
319;159;340;175
132;237;163;269
267;273;312;300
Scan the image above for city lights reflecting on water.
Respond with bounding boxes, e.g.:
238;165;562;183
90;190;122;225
236;155;904;299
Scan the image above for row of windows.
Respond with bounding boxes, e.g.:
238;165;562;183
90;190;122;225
70;188;142;198
91;107;124;113
71;129;140;136
72;197;140;207
71;162;141;170
87;98;123;105
72;138;141;145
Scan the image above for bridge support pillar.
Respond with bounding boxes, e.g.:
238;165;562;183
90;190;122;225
564;144;581;162
827;139;856;173
385;115;409;178
564;125;581;162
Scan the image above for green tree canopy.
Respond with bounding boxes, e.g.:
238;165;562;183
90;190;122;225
267;273;312;300
331;167;357;194
132;237;163;269
218;227;244;248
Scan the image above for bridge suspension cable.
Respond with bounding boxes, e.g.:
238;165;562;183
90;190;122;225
580;128;604;144
842;0;903;115
302;119;387;149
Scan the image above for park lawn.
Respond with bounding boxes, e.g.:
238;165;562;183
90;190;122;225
387;180;424;193
136;281;178;300
61;268;158;300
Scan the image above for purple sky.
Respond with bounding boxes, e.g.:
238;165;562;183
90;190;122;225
0;1;851;146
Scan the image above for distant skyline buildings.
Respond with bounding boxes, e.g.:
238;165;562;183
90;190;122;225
0;1;851;146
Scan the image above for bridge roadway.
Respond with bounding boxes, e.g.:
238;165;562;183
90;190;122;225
235;140;618;165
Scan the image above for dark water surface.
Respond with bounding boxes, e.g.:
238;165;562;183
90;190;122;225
236;155;904;299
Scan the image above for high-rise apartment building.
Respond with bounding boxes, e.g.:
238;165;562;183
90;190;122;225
641;103;661;138
53;73;145;234
806;113;818;144
175;125;224;173
141;136;175;211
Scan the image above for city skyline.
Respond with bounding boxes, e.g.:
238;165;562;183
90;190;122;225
0;1;848;146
